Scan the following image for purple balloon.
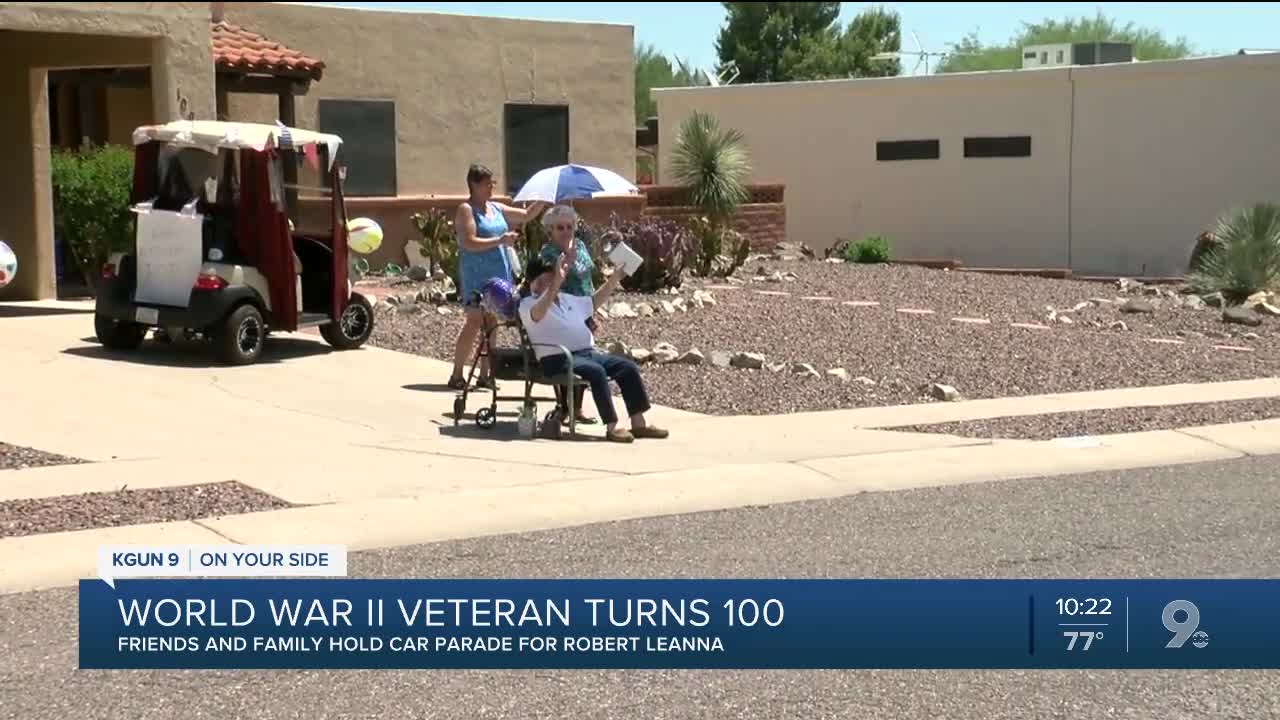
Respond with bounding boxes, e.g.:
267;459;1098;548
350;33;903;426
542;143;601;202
481;277;519;319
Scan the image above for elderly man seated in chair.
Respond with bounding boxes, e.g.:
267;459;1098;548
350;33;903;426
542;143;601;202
518;250;669;444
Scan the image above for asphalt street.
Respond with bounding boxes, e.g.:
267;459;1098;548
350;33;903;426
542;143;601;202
3;456;1279;720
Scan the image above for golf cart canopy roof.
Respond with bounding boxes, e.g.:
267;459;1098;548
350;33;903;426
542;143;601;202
132;121;342;166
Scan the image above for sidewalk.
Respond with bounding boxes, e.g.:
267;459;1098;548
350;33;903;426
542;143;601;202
2;302;1279;594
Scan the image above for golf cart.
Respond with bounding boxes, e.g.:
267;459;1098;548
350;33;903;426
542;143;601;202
94;120;374;365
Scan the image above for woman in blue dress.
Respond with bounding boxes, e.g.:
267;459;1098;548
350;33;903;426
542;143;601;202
448;164;545;389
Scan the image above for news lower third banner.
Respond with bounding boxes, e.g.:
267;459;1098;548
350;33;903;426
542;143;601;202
80;577;1280;670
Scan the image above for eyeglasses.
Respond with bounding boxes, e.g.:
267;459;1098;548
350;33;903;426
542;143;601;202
551;224;573;231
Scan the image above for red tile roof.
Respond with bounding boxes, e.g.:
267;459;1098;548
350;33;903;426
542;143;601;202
212;21;325;81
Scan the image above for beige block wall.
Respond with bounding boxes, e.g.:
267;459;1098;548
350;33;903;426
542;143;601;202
1069;54;1280;277
223;2;635;197
0;2;214;299
656;53;1280;277
656;71;1074;269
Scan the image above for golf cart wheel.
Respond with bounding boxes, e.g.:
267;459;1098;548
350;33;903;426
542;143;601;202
94;314;147;350
475;406;497;430
321;293;374;350
215;304;266;366
452;397;466;426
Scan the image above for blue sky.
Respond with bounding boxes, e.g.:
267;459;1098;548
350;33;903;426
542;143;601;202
302;2;1280;75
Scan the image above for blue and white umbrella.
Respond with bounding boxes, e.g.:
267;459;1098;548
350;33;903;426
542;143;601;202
512;164;638;203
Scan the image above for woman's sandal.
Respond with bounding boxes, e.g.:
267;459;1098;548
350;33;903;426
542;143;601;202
446;375;467;391
631;426;670;439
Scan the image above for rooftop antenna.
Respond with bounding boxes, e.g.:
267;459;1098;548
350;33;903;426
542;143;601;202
872;30;951;74
703;60;739;87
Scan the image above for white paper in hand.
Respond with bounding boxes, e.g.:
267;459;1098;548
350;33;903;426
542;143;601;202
608;241;644;277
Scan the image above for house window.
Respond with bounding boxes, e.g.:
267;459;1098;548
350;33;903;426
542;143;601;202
964;136;1032;158
876;139;940;161
1023;51;1037;60
1040;51;1048;64
1056;49;1065;63
317;99;397;197
504;104;569;195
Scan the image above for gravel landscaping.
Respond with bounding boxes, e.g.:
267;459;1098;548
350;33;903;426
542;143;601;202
0;442;86;471
0;481;290;538
886;397;1280;440
367;260;1280;420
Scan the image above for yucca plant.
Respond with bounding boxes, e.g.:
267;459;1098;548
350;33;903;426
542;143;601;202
670;111;751;277
670;111;750;226
1189;203;1280;303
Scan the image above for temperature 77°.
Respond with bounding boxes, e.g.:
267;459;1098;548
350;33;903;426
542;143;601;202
1064;630;1102;651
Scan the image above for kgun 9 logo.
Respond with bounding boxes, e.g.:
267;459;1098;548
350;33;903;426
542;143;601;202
1162;600;1210;649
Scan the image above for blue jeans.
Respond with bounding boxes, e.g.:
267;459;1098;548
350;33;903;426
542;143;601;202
540;349;651;426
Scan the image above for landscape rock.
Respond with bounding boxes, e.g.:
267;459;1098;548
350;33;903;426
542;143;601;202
1120;298;1156;314
1116;278;1140;294
727;276;746;285
1058;315;1074;325
710;351;734;369
1109;321;1129;331
1243;332;1261;341
730;352;766;370
672;297;689;313
396;301;420;315
783;271;799;282
1182;294;1207;310
1202;292;1225;308
766;362;788;373
825;257;846;264
1090;297;1114;305
406;265;430;282
1142;285;1165;297
766;271;785;284
853;376;877;386
827;368;851;383
652;347;680;364
675;349;705;365
789;362;821;378
659;301;677;315
1072;301;1095;312
928;383;962;402
607;341;631;357
609;302;638;319
436;306;452;315
772;241;816;260
1046;308;1058;323
1223;306;1263;327
693;290;717;307
1256;302;1280;317
635;303;655;317
630;348;653;364
385;294;401;306
1244;291;1270;308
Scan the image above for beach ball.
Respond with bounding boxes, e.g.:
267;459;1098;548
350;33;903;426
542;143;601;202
347;217;383;255
481;277;519;320
0;241;16;290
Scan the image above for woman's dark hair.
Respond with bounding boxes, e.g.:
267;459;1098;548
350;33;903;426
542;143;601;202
466;163;493;187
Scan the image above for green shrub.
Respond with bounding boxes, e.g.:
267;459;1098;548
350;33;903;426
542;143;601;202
50;144;135;291
1189;203;1280;302
409;208;458;280
687;215;750;278
843;234;891;264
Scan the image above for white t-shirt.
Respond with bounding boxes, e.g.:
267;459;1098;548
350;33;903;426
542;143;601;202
518;293;595;359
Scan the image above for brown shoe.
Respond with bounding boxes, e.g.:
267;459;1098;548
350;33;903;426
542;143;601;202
606;428;635;443
631;425;669;439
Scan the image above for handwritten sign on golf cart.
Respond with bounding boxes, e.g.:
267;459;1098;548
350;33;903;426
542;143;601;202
134;205;204;308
